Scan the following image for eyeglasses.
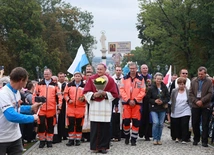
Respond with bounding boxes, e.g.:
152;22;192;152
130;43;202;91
182;73;188;75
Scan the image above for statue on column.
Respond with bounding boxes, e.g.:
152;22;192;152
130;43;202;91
100;32;106;50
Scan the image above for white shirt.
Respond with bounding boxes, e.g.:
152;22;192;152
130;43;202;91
84;92;114;122
171;92;191;118
112;74;123;113
112;74;123;86
0;86;22;142
45;79;51;86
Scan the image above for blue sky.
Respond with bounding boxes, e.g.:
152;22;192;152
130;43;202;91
64;0;141;57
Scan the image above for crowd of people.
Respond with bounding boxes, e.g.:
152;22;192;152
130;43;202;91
0;64;214;155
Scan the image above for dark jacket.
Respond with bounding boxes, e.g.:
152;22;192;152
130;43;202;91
189;77;212;108
147;82;170;112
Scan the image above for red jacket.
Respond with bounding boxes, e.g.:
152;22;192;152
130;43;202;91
33;79;62;111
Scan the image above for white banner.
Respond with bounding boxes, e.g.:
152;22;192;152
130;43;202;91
108;41;131;54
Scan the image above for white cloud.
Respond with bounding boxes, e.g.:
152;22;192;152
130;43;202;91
65;0;141;57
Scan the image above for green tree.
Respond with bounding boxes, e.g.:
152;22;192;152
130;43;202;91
137;0;214;77
38;0;96;74
0;0;47;78
0;0;96;78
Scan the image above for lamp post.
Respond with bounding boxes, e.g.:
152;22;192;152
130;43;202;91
40;66;47;79
36;66;39;81
157;65;160;71
165;65;169;75
174;65;176;74
165;65;168;71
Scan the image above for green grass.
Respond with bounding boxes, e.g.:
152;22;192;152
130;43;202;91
22;141;37;154
208;138;214;146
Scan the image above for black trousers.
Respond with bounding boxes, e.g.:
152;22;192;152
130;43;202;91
67;117;83;133
38;116;54;134
53;101;68;143
0;138;23;155
170;116;176;140
171;116;190;141
90;122;110;150
111;113;121;140
139;97;152;139
21;123;35;142
57;101;68;137
192;107;210;144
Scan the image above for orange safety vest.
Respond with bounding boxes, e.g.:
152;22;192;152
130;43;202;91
120;73;146;105
64;81;86;115
33;79;62;111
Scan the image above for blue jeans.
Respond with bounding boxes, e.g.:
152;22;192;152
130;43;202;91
151;111;166;141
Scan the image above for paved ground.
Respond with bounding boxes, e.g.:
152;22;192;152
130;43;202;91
24;125;214;155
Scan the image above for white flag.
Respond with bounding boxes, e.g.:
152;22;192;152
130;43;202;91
67;44;89;74
163;65;172;87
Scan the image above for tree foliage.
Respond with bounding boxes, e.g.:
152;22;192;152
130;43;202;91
0;0;47;77
137;0;214;77
0;0;96;79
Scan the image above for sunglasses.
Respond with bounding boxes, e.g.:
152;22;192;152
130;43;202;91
182;73;188;75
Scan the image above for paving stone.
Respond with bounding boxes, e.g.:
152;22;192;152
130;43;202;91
24;125;214;155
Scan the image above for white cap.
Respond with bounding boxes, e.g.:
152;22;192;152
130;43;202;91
73;71;82;77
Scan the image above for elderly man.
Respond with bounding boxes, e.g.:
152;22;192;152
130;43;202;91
139;64;152;141
189;66;212;147
84;63;118;154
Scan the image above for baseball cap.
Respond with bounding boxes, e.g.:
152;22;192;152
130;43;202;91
73;71;82;77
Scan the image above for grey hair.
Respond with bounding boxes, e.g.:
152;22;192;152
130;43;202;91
51;76;58;80
198;66;207;73
154;72;163;79
0;76;10;86
128;62;137;68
